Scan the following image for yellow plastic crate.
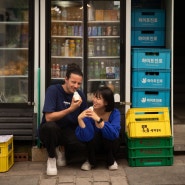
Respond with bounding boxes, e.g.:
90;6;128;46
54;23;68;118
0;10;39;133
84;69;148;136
0;151;14;172
126;107;171;138
0;135;14;172
0;135;13;157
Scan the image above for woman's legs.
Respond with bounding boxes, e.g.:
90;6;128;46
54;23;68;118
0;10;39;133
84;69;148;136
103;138;120;166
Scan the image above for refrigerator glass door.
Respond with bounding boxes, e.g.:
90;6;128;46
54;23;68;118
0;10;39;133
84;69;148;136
87;1;120;103
0;0;29;104
50;1;83;82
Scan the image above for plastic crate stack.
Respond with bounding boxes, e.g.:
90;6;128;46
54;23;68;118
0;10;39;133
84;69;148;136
125;107;173;167
131;8;171;109
0;135;14;172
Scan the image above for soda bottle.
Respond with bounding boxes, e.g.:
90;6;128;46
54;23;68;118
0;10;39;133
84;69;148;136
51;63;56;78
88;61;94;79
100;61;106;79
55;64;60;78
88;38;94;57
75;40;81;56
101;39;107;56
51;39;57;56
95;38;101;56
69;40;75;57
94;61;100;79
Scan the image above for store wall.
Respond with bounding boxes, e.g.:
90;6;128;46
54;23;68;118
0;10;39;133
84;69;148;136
173;1;185;105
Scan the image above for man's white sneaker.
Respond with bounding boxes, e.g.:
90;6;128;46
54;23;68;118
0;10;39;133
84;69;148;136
47;157;57;175
81;161;92;171
55;147;66;167
108;161;118;170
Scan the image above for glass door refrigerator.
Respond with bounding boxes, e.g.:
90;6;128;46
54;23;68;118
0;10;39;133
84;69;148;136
46;0;123;102
86;1;121;104
46;0;125;138
0;0;35;140
46;0;83;86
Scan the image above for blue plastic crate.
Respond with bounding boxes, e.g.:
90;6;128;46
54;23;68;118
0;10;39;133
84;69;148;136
131;28;165;47
132;9;165;28
132;88;170;108
132;69;171;89
132;48;171;69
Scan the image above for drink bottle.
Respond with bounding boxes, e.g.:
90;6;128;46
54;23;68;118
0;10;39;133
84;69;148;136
100;61;106;79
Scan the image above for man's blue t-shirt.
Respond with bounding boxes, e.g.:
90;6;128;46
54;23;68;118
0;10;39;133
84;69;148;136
41;84;88;128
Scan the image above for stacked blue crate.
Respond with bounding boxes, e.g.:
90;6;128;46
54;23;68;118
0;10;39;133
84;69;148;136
131;8;171;109
131;9;165;47
131;48;171;109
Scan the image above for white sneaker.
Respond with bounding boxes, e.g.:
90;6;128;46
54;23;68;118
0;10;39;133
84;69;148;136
55;146;66;167
108;161;118;170
47;157;57;175
81;161;92;171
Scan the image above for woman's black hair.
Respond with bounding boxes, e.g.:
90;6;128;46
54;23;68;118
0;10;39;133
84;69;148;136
94;86;115;112
66;63;83;78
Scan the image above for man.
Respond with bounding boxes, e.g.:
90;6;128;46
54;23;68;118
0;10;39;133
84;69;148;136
39;63;87;175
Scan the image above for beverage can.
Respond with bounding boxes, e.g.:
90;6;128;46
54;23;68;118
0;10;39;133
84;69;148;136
106;26;112;36
97;26;102;36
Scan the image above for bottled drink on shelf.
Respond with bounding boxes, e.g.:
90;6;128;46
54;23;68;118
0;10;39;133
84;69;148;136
100;61;106;79
88;61;94;79
58;24;62;35
62;7;67;20
115;61;120;79
88;2;95;21
112;25;118;36
74;25;79;36
112;39;117;56
61;43;65;56
63;64;67;77
64;39;69;56
94;61;100;79
60;65;64;78
55;63;60;78
88;39;94;57
52;23;58;35
69;40;75;57
101;39;107;56
63;24;67;35
107;39;112;56
51;39;57;56
51;63;56;78
75;39;81;56
57;39;61;56
95;38;101;56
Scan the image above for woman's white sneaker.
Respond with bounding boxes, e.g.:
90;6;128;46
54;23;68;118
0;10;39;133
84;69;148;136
47;157;57;175
108;161;118;170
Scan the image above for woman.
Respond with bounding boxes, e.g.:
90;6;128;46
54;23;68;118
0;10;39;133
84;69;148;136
75;86;121;171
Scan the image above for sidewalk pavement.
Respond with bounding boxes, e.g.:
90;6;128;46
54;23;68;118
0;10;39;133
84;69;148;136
0;153;185;185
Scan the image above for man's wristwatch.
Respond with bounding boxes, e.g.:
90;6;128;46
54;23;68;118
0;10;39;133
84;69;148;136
97;118;103;124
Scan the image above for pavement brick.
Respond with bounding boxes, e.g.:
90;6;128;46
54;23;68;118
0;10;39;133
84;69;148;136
58;176;74;183
76;177;92;185
40;179;57;185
